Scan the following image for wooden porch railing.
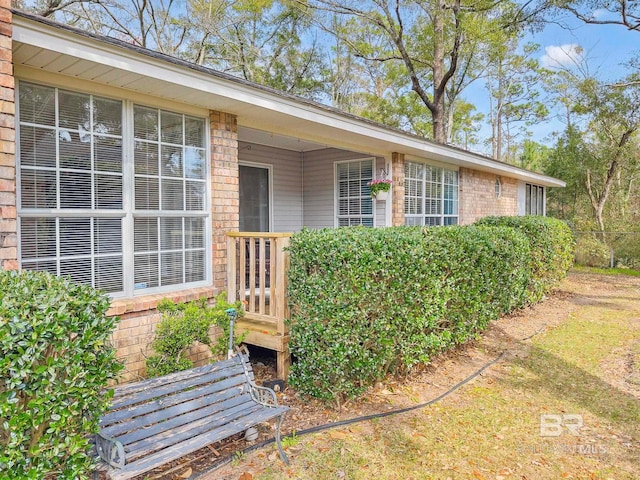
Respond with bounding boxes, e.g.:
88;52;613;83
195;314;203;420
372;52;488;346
226;232;291;378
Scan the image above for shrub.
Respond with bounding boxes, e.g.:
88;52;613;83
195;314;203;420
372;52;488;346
475;216;575;302
0;270;123;479
574;234;610;268
287;225;531;404
146;293;244;377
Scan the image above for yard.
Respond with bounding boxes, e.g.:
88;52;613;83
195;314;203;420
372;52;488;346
204;269;640;480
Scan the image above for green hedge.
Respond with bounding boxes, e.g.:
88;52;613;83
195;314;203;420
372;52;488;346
475;216;575;302
287;225;532;403
0;270;123;479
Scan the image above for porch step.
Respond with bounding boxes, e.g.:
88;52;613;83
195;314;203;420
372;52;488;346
236;315;289;352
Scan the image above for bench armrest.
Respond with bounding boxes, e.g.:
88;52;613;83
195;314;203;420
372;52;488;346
249;384;280;407
95;432;126;469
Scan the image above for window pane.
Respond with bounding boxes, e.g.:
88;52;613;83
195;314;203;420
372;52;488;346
20;217;56;259
134;217;158;252
134;253;159;289
93;97;122;136
185;250;205;283
161;251;183;285
162;179;184;210
19;83;55;126
134;106;158;141
19;126;56;168
135;141;159;175
95;174;123;209
60;171;91;208
95;256;123;293
60;257;92;285
161;145;183;177
185;148;205;179
21;169;56;208
336;159;374;226
59;218;91;256
95;218;122;254
94;136;122;173
22;260;57;274
135;177;160;209
59;130;91;170
185;117;205;148
161;217;183;251
58;90;91;131
185;217;204;248
538;187;544;215
161;111;183;144
186;181;205;211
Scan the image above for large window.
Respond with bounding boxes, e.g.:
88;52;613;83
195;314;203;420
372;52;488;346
336;159;374;227
405;161;458;226
17;82;209;296
525;183;545;215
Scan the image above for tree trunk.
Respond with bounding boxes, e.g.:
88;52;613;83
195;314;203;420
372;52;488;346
431;0;446;143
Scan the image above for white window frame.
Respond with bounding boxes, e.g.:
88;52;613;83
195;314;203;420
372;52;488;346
525;183;545;216
16;80;212;299
404;160;459;226
334;158;375;227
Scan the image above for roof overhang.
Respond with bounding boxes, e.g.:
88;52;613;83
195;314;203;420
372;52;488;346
11;12;565;187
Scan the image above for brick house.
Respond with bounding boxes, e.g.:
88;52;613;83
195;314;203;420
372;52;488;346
0;5;564;380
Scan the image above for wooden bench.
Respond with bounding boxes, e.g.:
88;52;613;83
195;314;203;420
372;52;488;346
95;348;289;480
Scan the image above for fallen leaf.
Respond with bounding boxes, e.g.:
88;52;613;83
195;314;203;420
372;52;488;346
268;451;278;462
329;430;348;440
177;467;192;478
239;473;253;480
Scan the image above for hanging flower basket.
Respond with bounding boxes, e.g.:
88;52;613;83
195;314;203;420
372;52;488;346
368;178;392;200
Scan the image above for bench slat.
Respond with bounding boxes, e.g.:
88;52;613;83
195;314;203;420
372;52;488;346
101;371;248;429
109;362;246;410
116;391;252;447
125;401;264;460
101;373;247;427
109;406;288;480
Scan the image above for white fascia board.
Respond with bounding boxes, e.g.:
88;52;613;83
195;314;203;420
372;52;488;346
13;16;565;188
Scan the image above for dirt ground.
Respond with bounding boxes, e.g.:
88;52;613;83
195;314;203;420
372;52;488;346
127;270;640;480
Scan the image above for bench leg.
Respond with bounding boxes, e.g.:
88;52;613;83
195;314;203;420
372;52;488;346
275;414;289;465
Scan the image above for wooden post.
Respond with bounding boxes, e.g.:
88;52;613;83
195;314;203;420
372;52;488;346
226;235;237;302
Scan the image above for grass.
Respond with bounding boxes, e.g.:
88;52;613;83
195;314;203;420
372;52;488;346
572;265;640;277
246;273;640;480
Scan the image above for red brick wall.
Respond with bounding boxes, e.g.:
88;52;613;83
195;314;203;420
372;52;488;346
391;152;405;226
0;0;16;270
458;167;517;225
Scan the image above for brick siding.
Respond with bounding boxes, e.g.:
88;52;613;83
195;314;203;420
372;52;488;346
458;167;518;225
0;0;15;271
391;152;405;226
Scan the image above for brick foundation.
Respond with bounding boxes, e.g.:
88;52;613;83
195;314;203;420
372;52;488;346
0;0;15;271
458;167;517;225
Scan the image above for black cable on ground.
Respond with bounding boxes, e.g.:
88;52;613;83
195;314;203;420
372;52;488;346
192;351;505;478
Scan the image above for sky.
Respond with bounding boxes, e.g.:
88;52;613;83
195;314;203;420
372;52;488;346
473;10;639;150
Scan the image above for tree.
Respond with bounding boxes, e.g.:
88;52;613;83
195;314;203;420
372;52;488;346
485;41;548;162
552;0;640;32
545;73;640;237
303;0;528;143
